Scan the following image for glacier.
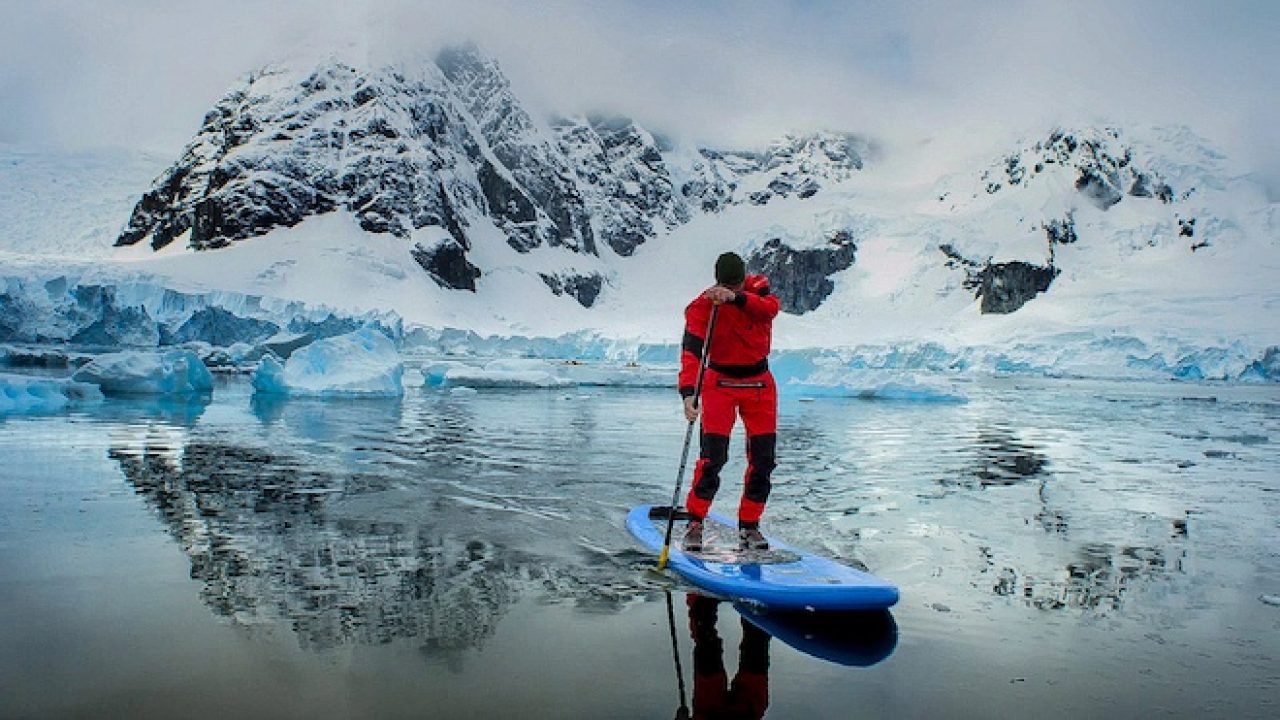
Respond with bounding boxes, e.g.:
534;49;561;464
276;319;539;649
0;50;1275;389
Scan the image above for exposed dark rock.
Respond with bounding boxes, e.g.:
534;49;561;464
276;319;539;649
1075;168;1123;210
681;133;868;211
1178;217;1196;237
413;238;481;291
746;231;858;314
438;44;597;256
1128;171;1173;202
114;47;871;303
551;114;687;257
985;128;1177;212
1044;213;1078;263
938;246;1059;313
539;273;604;307
1043;214;1078;247
939;244;985;292
977;262;1059;314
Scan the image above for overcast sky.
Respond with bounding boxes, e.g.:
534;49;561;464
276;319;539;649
2;0;1276;187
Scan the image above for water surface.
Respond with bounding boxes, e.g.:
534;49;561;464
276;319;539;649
1;375;1277;718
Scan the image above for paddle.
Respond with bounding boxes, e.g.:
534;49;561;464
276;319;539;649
657;304;718;571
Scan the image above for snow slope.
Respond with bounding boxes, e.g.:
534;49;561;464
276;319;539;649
0;54;1276;382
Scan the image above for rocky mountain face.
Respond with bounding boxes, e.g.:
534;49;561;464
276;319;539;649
116;46;858;306
552;114;688;257
979;128;1182;209
746;232;858;314
107;46;1234;326
681;132;869;212
938;127;1202;314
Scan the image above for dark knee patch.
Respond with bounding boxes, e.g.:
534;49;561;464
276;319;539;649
694;433;730;500
745;433;776;503
747;434;777;472
700;433;730;465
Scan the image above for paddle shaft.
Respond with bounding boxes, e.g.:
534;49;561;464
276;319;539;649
657;304;719;570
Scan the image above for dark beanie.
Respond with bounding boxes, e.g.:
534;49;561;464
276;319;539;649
714;252;746;285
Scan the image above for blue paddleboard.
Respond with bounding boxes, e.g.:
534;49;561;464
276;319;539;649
628;505;899;611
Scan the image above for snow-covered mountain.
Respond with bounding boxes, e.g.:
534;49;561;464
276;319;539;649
1;45;1276;380
111;45;864;307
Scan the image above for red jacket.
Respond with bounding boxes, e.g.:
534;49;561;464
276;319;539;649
679;274;780;396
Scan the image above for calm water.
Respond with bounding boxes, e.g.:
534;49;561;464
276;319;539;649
1;373;1278;719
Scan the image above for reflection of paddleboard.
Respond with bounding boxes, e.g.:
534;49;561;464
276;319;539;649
628;505;899;611
734;604;898;667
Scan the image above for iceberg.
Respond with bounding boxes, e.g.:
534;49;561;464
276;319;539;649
71;348;213;396
441;362;573;389
780;367;968;403
554;360;674;387
252;326;403;397
0;372;104;414
419;358;671;389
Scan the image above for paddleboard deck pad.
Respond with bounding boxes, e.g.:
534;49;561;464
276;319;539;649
629;505;899;611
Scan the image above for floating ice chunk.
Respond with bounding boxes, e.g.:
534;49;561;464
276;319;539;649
855;380;967;403
252;355;287;394
0;372;103;414
554;360;674;388
1261;594;1280;607
444;364;573;389
71;349;213;396
783;370;967;403
252;326;403;397
420;357;673;389
421;360;474;388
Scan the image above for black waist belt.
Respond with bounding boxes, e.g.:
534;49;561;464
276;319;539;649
709;359;769;378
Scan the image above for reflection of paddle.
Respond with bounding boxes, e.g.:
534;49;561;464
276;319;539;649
734;604;898;667
664;591;690;719
657;305;719;571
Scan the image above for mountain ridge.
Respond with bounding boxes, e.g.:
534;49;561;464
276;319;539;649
0;47;1275;378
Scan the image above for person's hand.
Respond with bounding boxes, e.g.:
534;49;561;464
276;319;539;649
703;285;737;304
683;396;699;422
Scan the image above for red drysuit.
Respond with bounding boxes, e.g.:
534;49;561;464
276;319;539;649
679;274;781;526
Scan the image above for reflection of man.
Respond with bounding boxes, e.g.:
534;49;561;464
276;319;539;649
685;594;769;720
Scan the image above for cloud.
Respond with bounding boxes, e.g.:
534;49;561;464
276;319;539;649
1;0;1276;187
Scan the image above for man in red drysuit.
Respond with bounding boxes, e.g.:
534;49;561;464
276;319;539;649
680;252;781;551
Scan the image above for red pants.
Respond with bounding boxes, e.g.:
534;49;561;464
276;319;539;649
686;370;777;525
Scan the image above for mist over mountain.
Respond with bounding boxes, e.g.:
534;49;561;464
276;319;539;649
1;44;1276;380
